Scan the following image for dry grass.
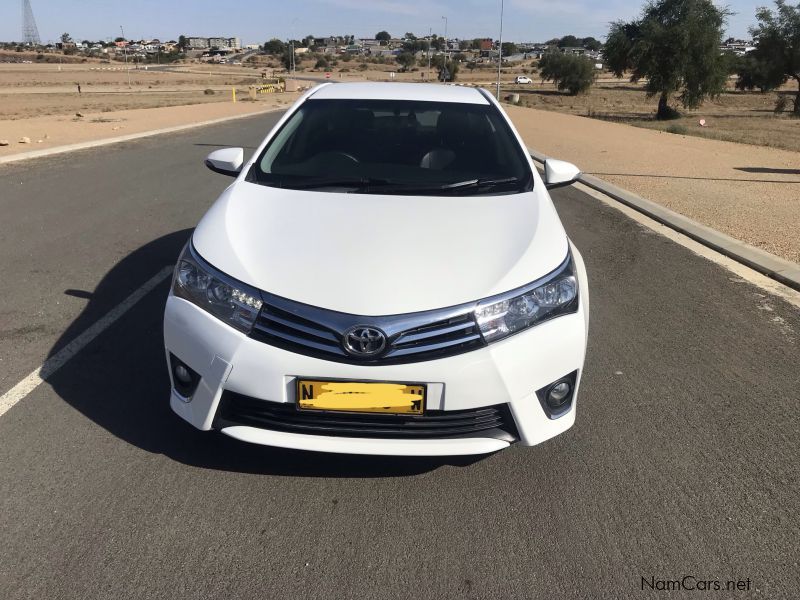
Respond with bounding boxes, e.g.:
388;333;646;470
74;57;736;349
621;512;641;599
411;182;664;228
505;78;800;152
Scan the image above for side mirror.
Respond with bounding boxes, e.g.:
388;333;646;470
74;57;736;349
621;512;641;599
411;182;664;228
544;159;581;190
205;147;244;177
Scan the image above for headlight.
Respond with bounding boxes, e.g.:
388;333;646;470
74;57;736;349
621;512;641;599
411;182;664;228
474;253;578;343
172;243;263;333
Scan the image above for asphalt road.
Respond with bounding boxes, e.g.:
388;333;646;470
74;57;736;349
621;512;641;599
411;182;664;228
1;113;798;600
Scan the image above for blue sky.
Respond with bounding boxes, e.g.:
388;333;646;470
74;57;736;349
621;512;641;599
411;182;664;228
1;0;761;44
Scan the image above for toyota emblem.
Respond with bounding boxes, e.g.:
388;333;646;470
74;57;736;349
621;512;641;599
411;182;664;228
342;326;387;357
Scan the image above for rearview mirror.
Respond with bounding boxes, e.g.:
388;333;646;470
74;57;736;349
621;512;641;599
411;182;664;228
544;159;581;190
205;147;244;177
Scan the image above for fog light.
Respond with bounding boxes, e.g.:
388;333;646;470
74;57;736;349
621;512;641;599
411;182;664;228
535;370;578;419
547;382;571;407
169;353;200;399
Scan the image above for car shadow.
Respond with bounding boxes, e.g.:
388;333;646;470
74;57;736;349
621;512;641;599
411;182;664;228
45;230;475;478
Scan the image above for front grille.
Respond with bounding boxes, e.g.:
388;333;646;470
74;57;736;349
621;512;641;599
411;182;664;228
249;292;486;365
214;391;519;442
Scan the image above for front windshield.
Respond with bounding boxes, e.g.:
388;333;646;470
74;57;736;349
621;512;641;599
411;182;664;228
249;98;534;195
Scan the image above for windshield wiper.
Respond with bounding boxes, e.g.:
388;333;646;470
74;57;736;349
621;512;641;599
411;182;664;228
368;176;522;195
278;176;394;190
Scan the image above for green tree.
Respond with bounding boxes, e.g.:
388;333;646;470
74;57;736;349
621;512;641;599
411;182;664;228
431;54;459;81
539;52;597;95
314;56;329;69
60;33;72;44
375;31;391;43
605;0;730;119
177;35;188;51
747;0;800;114
396;52;416;71
264;38;286;55
404;32;416;40
582;37;603;51
501;42;517;56
281;46;294;70
735;55;782;92
558;35;579;47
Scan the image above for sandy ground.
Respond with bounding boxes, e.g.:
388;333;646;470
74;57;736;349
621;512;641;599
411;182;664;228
0;94;299;155
505;104;800;263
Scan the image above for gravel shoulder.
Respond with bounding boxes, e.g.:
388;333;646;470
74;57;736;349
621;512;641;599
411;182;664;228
505;104;800;264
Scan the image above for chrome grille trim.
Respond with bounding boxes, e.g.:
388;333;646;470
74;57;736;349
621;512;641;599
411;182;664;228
249;292;486;365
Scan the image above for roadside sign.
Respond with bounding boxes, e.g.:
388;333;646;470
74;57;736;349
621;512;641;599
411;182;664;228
325;72;331;79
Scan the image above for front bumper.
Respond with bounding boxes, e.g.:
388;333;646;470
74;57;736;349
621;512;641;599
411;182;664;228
163;251;590;456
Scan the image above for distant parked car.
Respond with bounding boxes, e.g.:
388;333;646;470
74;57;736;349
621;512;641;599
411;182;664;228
514;76;532;84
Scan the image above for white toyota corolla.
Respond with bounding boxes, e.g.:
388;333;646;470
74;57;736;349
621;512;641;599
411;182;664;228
164;82;589;456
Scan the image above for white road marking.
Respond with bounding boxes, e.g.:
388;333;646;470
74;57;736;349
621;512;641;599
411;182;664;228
0;266;173;419
573;181;800;310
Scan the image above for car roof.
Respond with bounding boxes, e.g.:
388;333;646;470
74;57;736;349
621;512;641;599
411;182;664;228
308;82;490;105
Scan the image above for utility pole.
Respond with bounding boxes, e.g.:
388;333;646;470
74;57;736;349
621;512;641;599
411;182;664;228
496;0;504;100
427;27;432;73
441;16;448;82
120;25;130;87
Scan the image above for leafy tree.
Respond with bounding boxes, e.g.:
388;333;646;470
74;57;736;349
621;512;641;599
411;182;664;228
403;39;429;53
396;52;416;71
114;36;125;43
404;32;416;40
470;38;482;50
459;40;471;50
431;54;459;81
747;0;800;114
605;0;730;119
558;35;579;47
177;35;188;51
281;46;294;70
375;31;391;42
501;42;517;56
264;38;286;55
539;52;597;94
430;35;444;51
582;37;603;51
314;57;329;69
60;33;72;44
735;55;782;92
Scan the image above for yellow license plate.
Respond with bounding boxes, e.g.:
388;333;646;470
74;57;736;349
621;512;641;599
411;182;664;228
296;379;426;415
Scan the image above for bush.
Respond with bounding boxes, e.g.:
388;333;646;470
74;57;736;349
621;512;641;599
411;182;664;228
203;88;215;95
357;62;368;71
538;52;596;95
314;57;329;69
665;123;687;135
774;94;789;114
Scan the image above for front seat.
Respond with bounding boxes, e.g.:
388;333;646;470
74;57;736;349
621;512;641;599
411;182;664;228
419;111;471;170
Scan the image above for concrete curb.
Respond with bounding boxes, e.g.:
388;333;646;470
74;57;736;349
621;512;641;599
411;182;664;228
0;107;283;166
530;149;800;292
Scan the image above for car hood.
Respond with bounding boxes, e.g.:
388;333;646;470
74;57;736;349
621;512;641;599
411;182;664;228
192;181;568;315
